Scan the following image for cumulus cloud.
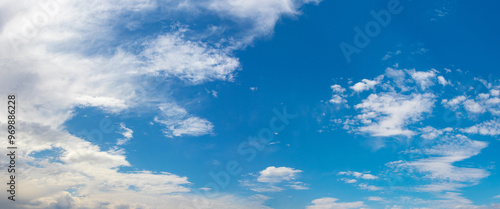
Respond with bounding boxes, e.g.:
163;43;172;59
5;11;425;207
461;119;500;136
350;76;383;92
241;166;307;192
329;84;348;105
442;88;500;115
406;69;437;90
257;166;303;183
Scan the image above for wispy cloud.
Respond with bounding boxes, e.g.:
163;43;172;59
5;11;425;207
117;123;133;145
307;197;365;209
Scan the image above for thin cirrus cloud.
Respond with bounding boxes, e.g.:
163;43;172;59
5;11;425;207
154;103;214;138
0;0;321;208
117;123;134;145
306;197;365;209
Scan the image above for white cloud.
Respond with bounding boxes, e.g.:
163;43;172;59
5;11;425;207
406;69;437;90
437;76;450;86
354;92;435;137
307;197;365;209
117;123;133;145
384;68;408;91
391;134;489;191
257;166;302;183
490;89;500;97
240;180;285;192
358;183;382;191
439;192;472;204
461;119;500;136
350;76;383;92
441;87;500;116
338;171;378;180
287;182;309;190
330;84;348;105
463;99;486;114
330;95;348;104
141;33;240;84
382;50;401;61
367;196;385;202
419;126;453;140
154;103;214;137
331;84;346;94
343;179;357;184
441;95;467;111
207;0;321;45
242;166;306;192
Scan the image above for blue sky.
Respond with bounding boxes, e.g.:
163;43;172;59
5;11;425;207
1;0;500;208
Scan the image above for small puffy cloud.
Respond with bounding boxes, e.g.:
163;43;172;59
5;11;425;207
463;99;486;114
331;84;346;94
406;69;437;90
382;50;401;61
350;76;383;92
330;95;347;104
330;84;348;105
419;126;453;140
338;171;378;180
343;179;357;184
461;119;500;136
442;95;467;111
257;166;302;183
307;197;365;209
